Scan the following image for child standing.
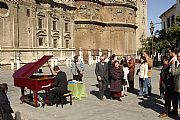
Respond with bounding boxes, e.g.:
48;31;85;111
122;62;129;96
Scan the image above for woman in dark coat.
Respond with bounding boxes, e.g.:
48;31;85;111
110;61;124;101
108;54;116;85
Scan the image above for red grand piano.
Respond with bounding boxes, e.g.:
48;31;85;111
13;55;55;107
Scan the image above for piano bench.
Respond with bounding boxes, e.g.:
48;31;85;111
55;91;72;108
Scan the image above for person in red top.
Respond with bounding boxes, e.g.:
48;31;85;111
128;57;135;91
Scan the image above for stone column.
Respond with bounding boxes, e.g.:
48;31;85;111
79;48;84;63
51;58;54;69
108;48;111;57
10;57;14;71
88;49;92;65
54;57;58;66
71;51;74;59
16;56;20;70
99;48;102;56
60;50;63;58
95;56;99;63
66;57;69;66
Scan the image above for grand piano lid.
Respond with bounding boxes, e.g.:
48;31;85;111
13;55;53;79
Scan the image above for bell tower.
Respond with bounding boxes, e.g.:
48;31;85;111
136;0;148;52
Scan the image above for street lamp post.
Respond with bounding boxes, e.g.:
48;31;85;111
149;21;154;63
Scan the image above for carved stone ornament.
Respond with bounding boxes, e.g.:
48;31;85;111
37;11;45;17
36;30;47;36
0;2;10;18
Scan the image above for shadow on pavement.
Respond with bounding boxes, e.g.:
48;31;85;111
137;94;176;119
127;88;139;95
138;96;180;120
90;89;111;100
90;90;99;99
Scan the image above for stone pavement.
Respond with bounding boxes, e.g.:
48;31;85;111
0;65;175;120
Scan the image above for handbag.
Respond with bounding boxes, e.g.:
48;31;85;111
75;62;83;79
136;69;140;75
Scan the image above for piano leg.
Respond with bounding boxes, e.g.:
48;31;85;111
33;91;38;107
45;90;48;104
20;87;25;104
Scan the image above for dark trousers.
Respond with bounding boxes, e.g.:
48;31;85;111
128;80;134;90
0;106;13;120
164;86;174;114
172;91;180;115
48;88;67;104
147;77;152;96
2;113;13;120
99;80;108;100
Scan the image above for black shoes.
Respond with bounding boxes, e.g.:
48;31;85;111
117;98;122;102
144;94;148;98
47;103;53;106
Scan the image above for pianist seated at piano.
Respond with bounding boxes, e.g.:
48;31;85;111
48;66;68;106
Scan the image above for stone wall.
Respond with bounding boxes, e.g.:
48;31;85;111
74;0;137;56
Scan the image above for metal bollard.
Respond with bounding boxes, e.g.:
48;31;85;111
10;57;14;71
51;58;54;69
54;57;58;66
15;111;21;120
16;57;20;69
66;58;68;66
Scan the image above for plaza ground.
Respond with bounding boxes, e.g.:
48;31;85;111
0;65;176;120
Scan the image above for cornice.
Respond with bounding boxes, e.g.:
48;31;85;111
74;0;137;11
74;20;137;29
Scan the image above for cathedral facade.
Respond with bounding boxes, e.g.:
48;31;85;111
0;0;147;65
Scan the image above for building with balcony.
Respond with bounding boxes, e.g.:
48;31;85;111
159;0;180;47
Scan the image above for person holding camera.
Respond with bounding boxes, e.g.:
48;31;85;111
71;55;84;81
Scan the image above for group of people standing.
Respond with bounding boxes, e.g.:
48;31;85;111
95;54;135;101
136;51;153;98
159;48;180;118
95;49;180;119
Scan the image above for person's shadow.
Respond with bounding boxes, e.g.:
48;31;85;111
90;84;111;100
127;88;139;95
138;95;179;120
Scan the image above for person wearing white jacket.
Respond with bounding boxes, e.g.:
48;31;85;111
122;63;129;96
138;56;149;97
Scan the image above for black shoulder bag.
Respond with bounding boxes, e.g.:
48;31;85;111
75;62;83;80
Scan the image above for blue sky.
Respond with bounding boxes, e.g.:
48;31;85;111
147;0;176;35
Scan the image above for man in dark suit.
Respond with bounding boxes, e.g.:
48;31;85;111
95;56;109;101
171;52;180;117
48;66;68;106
